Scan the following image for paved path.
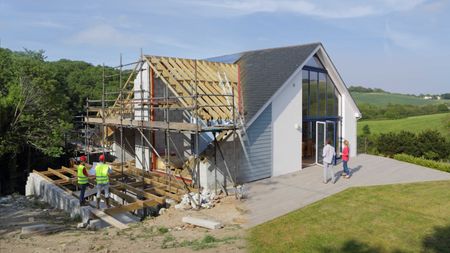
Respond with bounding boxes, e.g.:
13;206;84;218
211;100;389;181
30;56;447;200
243;154;450;228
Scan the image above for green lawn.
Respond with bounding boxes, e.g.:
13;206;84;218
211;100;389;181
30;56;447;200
351;92;448;106
248;181;450;253
357;113;450;139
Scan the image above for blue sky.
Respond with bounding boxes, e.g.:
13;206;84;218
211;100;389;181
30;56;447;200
1;0;449;94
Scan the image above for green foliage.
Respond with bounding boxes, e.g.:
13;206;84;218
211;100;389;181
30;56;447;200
348;86;387;93
376;131;419;157
357;113;450;140
0;47;120;194
393;154;450;172
158;226;169;234
362;129;449;162
352;91;447;107
358;102;449;120
362;124;370;136
416;130;449;160
161;234;238;251
0;48;72;157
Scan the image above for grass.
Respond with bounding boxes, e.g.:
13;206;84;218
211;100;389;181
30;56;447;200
351;92;448;106
248;181;450;253
357;112;450;139
161;234;239;250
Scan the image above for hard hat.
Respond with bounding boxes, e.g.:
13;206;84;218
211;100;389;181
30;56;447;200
80;155;87;162
99;154;105;161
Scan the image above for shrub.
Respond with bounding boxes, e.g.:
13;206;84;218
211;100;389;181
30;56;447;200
416;130;449;160
376;131;418;157
393;153;450;173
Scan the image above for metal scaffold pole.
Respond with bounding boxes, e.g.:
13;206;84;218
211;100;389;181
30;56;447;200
102;64;106;158
232;79;238;187
119;53;124;180
139;49;145;188
194;60;201;206
85;99;89;163
165;57;171;192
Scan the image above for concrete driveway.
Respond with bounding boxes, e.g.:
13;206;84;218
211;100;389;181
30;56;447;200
243;154;450;228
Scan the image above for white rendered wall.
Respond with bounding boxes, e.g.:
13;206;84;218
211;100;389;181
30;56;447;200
342;94;357;157
271;72;303;176
134;61;150;170
134;61;150;121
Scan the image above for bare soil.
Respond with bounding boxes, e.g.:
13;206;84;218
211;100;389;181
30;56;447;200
0;194;248;253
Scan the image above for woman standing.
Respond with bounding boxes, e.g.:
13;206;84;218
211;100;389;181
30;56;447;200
322;139;336;184
342;140;350;179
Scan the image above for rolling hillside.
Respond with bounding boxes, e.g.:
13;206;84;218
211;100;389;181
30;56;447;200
351;92;448;106
357;112;450;139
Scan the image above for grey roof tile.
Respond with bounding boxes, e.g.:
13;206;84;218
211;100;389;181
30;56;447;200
208;43;320;122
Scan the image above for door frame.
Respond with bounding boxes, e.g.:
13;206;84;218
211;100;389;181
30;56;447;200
315;121;326;165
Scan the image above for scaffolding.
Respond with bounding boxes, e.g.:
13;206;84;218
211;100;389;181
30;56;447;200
83;53;240;201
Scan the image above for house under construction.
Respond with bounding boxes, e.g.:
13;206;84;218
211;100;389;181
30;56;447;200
26;43;360;227
84;42;361;193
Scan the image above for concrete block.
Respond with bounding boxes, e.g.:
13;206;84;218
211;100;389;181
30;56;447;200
182;216;222;230
87;219;109;230
21;224;64;235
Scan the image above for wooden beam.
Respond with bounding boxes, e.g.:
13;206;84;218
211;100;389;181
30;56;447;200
90;208;129;230
104;199;158;215
47;168;71;181
109;187;137;204
114;181;165;204
85;117;200;132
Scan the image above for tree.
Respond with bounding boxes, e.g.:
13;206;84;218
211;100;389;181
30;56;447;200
0;49;72;157
361;125;371;153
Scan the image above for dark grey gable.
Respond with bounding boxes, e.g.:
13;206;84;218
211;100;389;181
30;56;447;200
237;43;320;123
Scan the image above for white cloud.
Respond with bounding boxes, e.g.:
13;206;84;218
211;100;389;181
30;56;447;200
385;22;432;50
30;20;67;29
66;24;192;50
66;24;144;47
178;0;428;18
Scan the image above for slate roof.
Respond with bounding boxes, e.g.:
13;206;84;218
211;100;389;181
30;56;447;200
207;43;320;122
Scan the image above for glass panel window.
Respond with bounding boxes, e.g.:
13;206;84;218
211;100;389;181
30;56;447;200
326;75;335;116
309;71;318;116
334;87;340;116
302;70;309;117
305;55;325;69
318;73;327;116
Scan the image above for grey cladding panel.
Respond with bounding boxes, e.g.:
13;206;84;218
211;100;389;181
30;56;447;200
238;104;272;183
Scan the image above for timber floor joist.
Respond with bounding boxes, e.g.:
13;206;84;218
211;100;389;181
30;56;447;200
32;162;193;218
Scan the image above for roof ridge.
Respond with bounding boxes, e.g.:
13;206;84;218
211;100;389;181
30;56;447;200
206;42;322;62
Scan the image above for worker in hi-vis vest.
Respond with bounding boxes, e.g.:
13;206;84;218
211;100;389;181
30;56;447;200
77;155;89;205
95;154;112;209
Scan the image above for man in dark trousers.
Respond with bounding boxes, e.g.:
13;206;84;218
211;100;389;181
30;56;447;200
77;155;89;205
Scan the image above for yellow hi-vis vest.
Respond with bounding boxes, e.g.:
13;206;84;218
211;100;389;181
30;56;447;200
95;163;109;184
77;164;88;185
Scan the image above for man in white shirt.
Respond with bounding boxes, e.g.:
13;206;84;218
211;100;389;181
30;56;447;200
322;139;336;184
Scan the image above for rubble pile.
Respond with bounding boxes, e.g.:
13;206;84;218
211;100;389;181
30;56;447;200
174;190;220;210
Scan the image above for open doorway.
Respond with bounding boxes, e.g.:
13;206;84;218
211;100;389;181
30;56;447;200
301;58;342;168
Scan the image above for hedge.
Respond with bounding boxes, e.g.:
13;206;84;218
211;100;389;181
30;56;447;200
393;153;450;173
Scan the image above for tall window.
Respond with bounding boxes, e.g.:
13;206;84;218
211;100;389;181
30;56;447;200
302;70;309;117
302;55;340;118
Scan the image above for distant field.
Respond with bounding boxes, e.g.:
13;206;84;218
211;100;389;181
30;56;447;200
351;92;448;106
357;113;450;139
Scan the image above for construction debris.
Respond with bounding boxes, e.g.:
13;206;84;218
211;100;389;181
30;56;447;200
182;216;222;230
174;190;219;210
